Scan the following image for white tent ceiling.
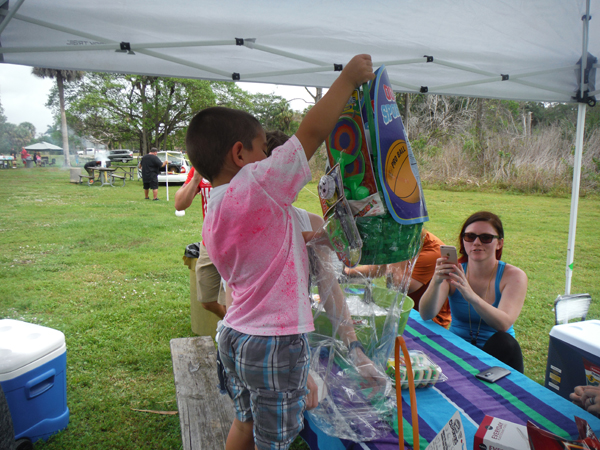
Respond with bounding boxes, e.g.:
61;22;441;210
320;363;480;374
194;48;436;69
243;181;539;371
1;0;597;293
0;0;598;104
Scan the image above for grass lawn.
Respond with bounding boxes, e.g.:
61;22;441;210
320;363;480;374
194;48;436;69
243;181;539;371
1;167;599;449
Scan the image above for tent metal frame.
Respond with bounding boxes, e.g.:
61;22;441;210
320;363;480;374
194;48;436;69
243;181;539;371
0;0;595;295
0;9;586;99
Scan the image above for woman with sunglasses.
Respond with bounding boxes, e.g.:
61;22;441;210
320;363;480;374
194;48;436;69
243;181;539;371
420;211;527;372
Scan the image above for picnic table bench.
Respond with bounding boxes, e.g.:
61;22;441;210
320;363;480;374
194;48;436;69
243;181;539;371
115;165;138;180
78;174;96;186
170;336;234;450
110;173;126;187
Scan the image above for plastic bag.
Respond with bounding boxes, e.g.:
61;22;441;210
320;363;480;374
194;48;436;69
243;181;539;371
304;215;422;441
528;416;600;449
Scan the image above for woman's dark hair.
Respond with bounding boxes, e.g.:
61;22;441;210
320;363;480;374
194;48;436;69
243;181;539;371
266;130;290;157
458;211;504;262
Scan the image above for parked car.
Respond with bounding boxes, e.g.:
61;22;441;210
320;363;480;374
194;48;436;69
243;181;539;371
108;149;134;163
137;151;190;183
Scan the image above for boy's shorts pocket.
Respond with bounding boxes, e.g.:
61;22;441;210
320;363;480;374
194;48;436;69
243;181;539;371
252;387;309;450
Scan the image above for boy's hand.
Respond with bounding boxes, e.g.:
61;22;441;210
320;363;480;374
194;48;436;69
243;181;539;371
339;54;375;89
306;373;319;410
297;54;375;161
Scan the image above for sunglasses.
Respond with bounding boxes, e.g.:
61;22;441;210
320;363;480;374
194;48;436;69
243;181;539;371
462;232;499;244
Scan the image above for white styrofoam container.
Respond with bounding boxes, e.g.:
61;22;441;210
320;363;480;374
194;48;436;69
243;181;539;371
0;319;66;381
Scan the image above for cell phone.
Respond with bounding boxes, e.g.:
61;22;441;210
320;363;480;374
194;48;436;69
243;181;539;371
475;366;511;383
440;245;458;264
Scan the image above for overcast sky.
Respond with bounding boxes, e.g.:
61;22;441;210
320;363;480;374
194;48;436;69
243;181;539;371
0;63;317;137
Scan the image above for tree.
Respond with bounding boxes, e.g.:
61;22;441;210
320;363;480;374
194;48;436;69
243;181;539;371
32;68;84;167
0;101;8;153
54;73;219;155
249;93;298;134
2;121;36;151
48;74;300;153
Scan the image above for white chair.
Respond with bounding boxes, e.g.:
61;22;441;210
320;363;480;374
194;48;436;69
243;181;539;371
553;293;592;325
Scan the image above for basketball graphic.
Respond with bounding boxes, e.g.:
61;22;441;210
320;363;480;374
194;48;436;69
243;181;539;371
384;140;420;203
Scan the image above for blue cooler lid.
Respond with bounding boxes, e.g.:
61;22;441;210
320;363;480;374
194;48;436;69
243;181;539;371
0;319;66;380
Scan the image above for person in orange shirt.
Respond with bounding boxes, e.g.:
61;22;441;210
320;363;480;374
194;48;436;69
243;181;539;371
175;167;226;319
344;230;452;328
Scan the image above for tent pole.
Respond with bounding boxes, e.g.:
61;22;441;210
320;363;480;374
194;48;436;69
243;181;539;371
0;0;25;35
565;0;591;296
565;102;586;295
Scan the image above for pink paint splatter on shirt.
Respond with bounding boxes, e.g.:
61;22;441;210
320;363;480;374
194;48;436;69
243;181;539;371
203;136;314;336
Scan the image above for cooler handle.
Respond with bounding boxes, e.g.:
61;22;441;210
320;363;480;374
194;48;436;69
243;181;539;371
25;369;56;399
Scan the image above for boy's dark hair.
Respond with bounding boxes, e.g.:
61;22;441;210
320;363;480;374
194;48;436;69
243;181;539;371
266;130;290;157
186;107;262;183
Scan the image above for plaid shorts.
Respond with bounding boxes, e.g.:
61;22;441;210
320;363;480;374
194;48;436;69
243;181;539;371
218;327;310;450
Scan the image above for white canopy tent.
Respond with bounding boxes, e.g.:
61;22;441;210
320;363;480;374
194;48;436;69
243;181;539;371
1;0;597;293
24;141;62;151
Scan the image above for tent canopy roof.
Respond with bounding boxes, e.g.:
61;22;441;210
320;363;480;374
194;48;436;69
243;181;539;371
24;141;62;150
1;0;598;103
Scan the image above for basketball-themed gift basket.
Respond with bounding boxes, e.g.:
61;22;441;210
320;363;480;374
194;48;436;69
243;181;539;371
305;67;429;446
318;65;429;267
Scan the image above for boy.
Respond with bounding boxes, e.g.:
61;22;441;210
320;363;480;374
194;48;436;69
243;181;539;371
186;54;374;450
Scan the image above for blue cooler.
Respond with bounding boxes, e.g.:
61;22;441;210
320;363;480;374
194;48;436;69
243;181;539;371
545;319;600;400
0;320;69;443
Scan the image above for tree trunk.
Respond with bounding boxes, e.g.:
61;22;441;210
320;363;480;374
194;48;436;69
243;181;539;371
140;83;148;155
57;72;71;167
315;87;323;103
404;93;410;137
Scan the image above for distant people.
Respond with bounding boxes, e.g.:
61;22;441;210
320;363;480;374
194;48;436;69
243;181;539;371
570;385;600;416
84;160;101;175
174;167;226;319
420;211;527;372
35;152;42;166
139;147;167;201
345;230;452;328
9;150;17;168
20;148;30;166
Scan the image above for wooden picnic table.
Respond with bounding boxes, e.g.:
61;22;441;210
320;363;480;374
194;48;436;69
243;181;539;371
97;167;116;186
115;165;138;180
170;336;234;450
81;167;117;186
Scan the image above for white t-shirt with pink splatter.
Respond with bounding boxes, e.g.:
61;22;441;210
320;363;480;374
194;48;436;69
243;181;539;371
203;135;314;336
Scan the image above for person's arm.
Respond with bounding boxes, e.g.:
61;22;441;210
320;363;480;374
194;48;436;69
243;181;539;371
306;216;387;389
344;264;387;279
447;263;527;332
175;170;202;211
386;261;425;294
419;257;453;321
201;301;226;319
295;54;374;161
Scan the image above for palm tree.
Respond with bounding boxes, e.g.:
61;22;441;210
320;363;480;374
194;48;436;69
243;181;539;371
32;68;84;167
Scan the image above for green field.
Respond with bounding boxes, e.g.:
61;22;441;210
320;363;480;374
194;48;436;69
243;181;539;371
1;167;598;449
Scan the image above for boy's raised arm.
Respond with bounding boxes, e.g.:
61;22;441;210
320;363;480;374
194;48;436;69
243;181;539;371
295;54;375;161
